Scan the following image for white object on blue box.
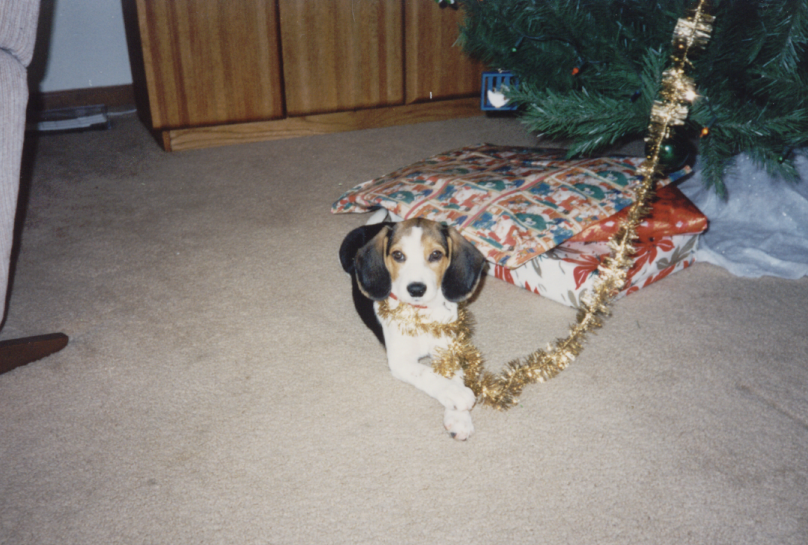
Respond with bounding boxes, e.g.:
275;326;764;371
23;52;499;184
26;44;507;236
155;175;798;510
481;71;519;111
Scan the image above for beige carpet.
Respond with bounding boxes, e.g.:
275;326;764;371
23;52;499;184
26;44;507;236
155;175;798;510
1;114;807;545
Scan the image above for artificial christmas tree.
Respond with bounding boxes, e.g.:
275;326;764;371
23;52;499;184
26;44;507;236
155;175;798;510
453;0;808;196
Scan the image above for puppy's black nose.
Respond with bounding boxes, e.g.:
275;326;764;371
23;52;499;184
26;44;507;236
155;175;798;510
407;282;427;298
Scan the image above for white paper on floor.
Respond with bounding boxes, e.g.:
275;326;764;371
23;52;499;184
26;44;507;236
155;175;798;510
678;152;808;279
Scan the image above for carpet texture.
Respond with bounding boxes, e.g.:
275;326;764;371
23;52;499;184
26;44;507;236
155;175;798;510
1;115;806;545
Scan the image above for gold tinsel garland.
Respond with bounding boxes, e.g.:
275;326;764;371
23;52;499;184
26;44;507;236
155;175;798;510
381;1;714;411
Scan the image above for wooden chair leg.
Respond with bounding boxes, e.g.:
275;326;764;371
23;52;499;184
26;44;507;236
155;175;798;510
0;333;69;374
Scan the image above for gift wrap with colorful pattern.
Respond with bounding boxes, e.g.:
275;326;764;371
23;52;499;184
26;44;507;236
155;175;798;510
490;183;707;307
489;234;701;308
332;144;691;269
565;184;708;244
333;144;705;307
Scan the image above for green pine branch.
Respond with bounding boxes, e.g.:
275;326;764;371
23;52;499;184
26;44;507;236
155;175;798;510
457;0;808;195
511;48;668;157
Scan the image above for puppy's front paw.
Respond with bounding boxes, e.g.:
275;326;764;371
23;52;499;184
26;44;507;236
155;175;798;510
444;408;474;441
437;382;476;412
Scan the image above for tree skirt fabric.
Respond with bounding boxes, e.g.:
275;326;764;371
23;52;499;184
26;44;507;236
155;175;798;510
678;153;808;279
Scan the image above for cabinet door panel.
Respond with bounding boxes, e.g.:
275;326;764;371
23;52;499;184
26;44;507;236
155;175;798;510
278;0;404;116
136;0;284;129
404;3;484;104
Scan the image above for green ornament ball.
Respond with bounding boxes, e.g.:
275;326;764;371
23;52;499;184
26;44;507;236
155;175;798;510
647;134;694;172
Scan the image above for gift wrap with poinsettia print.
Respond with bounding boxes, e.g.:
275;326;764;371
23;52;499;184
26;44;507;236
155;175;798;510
490;183;708;307
332;144;705;306
490;234;700;308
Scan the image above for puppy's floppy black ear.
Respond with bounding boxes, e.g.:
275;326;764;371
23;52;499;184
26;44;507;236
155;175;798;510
441;226;486;302
339;223;393;274
354;225;392;301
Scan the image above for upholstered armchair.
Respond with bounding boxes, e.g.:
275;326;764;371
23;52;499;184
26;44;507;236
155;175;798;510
0;0;67;371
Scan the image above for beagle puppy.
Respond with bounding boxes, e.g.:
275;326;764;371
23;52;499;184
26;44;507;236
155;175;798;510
340;218;486;440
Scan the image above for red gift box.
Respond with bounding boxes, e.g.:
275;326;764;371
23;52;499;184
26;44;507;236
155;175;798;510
566;184;707;243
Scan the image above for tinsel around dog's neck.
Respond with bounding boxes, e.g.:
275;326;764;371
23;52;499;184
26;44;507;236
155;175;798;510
376;298;464;339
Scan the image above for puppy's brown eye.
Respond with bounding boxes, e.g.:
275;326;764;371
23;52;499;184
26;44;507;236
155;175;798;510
391;251;405;263
428;250;444;262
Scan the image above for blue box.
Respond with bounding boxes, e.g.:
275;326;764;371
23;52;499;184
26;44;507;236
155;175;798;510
480;71;519;111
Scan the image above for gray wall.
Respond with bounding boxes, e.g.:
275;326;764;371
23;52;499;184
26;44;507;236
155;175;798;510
30;0;133;93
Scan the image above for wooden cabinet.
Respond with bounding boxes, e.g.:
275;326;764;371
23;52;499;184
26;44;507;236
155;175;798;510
404;1;484;104
279;0;404;116
136;0;285;130
134;0;484;151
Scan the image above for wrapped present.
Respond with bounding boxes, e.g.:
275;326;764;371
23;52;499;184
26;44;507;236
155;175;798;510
565;184;708;243
333;144;705;307
332;144;691;269
488;186;708;307
489;234;701;308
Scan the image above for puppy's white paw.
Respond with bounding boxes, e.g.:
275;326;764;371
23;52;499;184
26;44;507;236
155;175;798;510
437;382;476;412
444;408;474;441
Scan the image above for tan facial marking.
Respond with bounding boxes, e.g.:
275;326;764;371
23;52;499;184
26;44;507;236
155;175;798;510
385;246;404;282
383;223;412;283
420;223;450;285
